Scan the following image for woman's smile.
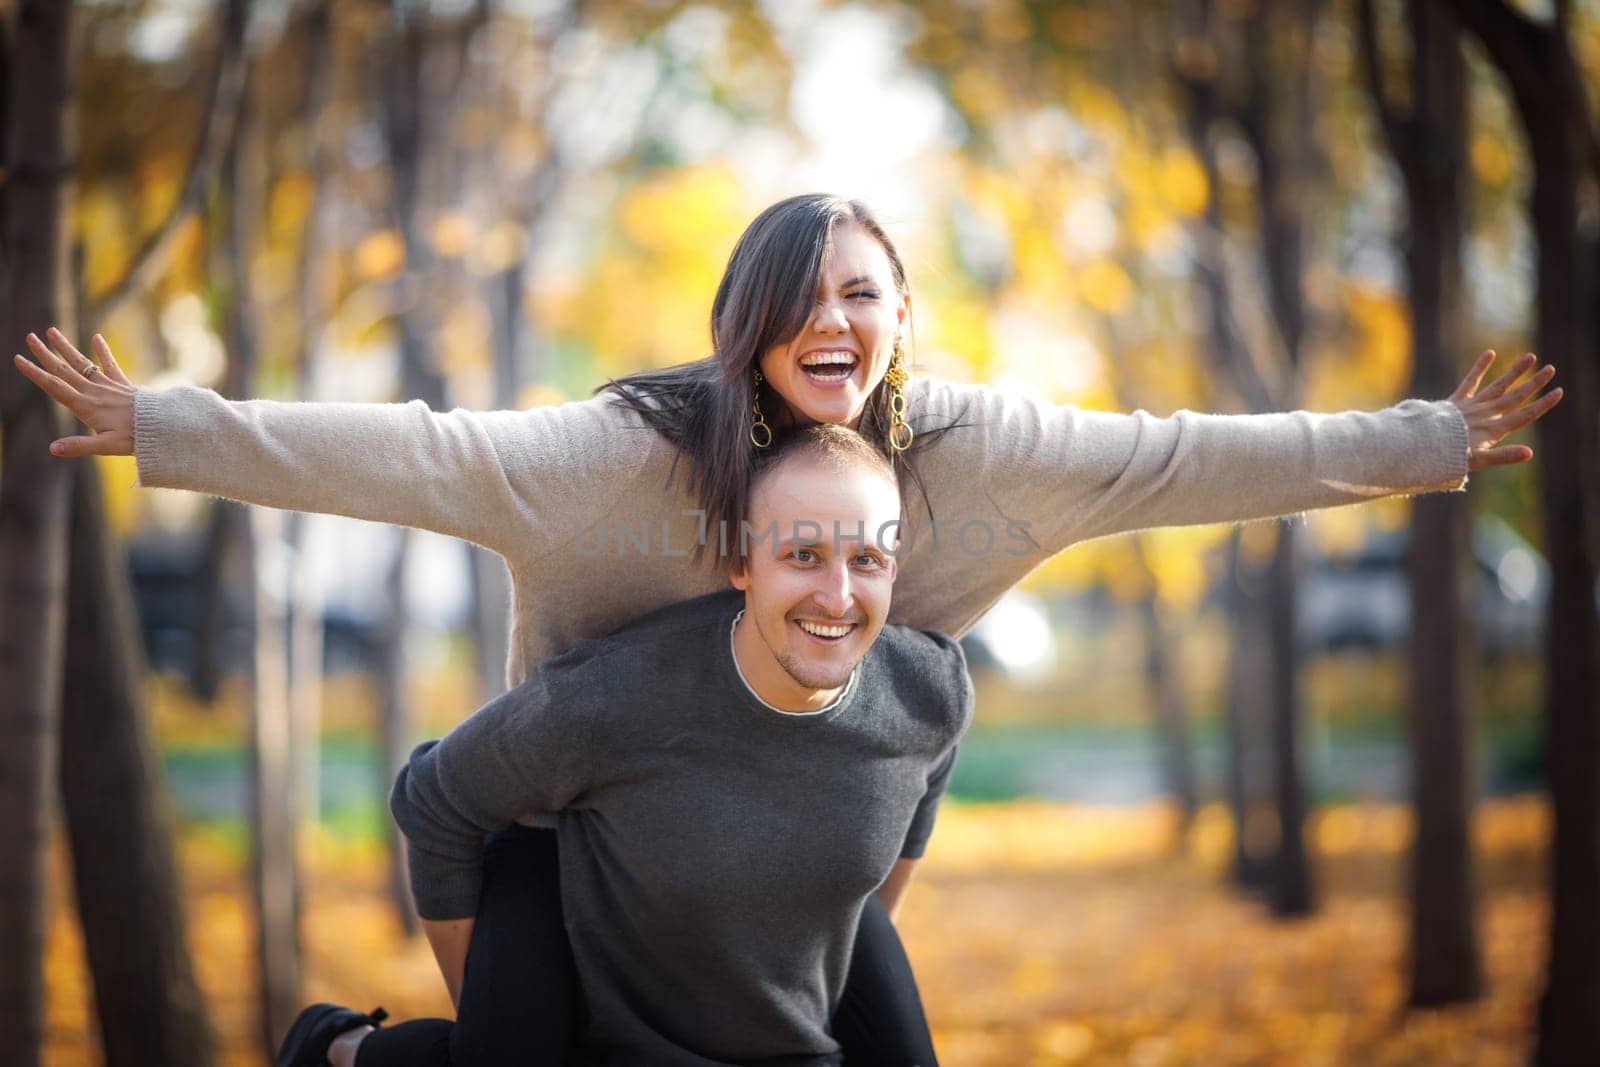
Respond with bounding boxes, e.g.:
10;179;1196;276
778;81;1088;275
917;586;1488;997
797;347;861;387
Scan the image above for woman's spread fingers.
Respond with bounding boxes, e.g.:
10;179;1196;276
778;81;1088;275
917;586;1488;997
92;334;132;385
1475;352;1538;402
1469;386;1562;454
1493;365;1556;412
27;330;90;387
45;326;89;368
13;352;85;408
1470;444;1534;470
49;434;119;458
1500;386;1563;431
43;327;103;387
1452;349;1496;400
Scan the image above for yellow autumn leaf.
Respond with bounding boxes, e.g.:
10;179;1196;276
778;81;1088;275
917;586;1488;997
1471;133;1513;186
354;229;406;281
431;209;477;259
1075;259;1133;315
1156;147;1209;217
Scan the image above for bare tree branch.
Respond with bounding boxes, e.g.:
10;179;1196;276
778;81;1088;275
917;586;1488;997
1356;0;1418;177
1443;0;1550;117
86;0;248;324
1444;0;1600;220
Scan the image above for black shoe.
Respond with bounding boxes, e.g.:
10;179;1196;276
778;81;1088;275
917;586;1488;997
275;1003;389;1067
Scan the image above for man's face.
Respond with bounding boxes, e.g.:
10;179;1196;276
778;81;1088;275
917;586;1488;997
729;456;900;707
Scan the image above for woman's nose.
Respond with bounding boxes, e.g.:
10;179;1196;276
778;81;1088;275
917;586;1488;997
812;299;848;333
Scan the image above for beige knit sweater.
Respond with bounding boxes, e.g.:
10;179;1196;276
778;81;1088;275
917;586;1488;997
133;377;1469;686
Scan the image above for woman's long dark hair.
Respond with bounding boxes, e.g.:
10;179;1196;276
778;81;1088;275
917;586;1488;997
601;193;949;568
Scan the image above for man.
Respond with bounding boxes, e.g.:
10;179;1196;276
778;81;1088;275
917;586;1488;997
279;424;972;1067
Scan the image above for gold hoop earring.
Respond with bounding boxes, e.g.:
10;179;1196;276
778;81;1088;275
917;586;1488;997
884;341;913;453
750;368;774;449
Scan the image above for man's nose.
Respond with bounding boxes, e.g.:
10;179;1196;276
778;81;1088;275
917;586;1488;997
811;561;853;615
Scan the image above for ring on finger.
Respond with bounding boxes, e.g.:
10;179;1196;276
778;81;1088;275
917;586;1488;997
80;362;100;377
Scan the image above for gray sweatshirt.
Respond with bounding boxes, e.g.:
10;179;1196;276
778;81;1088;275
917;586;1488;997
390;590;973;1065
131;378;1469;686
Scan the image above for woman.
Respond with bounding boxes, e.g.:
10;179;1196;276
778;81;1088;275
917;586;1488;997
14;194;1560;1060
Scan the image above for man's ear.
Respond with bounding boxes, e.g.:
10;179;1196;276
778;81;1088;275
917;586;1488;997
729;558;751;592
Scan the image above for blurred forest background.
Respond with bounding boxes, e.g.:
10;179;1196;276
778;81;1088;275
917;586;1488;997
0;0;1596;1064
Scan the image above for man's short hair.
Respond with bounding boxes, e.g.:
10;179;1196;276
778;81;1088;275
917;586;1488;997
732;426;901;568
750;425;899;502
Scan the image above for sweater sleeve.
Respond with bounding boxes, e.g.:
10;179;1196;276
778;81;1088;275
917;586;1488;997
132;385;657;558
899;634;975;859
899;745;959;860
389;673;595;920
913;380;1470;552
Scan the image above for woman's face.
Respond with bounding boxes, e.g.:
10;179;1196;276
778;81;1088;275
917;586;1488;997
757;222;909;428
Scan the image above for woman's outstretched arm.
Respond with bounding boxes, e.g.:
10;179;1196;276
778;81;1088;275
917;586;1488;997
914;350;1561;557
12;328;649;558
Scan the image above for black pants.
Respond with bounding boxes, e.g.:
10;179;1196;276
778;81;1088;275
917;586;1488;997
356;826;938;1066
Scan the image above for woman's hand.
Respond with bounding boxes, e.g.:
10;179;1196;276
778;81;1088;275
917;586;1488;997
1449;350;1562;471
11;327;136;457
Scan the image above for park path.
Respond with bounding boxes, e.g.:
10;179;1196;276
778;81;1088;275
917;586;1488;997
44;799;1545;1065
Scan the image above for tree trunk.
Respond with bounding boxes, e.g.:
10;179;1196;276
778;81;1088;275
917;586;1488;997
377;530;419;936
1529;139;1600;1067
1441;0;1600;1056
287;0;336;837
377;8;440;933
1399;13;1481;1011
245;506;299;1052
1223;531;1272;890
1172;0;1277;891
1241;0;1319;918
469;547;512;698
1266;524;1313;915
1405;489;1479;1002
0;3;75;1061
1358;0;1481;1006
1174;0;1323;910
189;501;234;703
468;258;524;699
58;459;214;1067
1132;537;1198;845
1521;59;1600;1067
218;58;302;1052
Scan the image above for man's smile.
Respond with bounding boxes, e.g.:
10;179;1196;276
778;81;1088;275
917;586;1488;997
794;618;859;641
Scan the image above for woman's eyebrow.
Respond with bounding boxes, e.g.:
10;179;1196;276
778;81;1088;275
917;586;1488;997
821;275;876;291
